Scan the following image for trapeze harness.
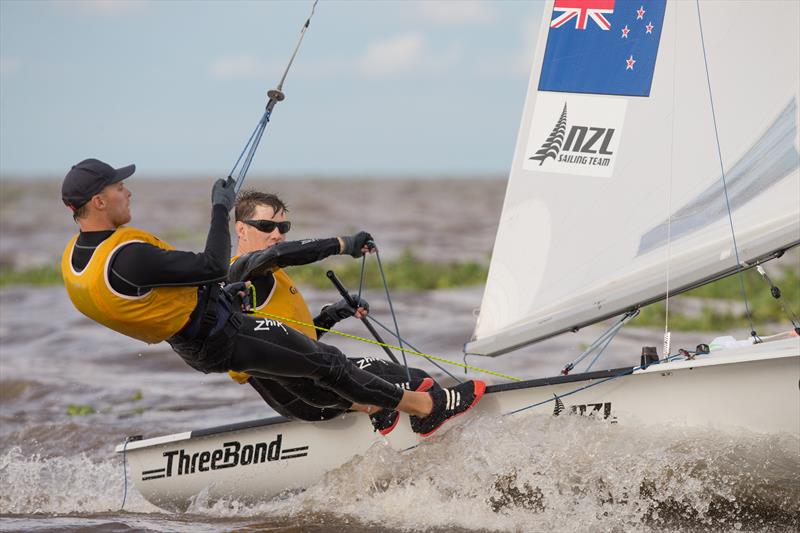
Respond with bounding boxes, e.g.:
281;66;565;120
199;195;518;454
225;252;435;420
228;257;316;385
61;224;240;372
61;225;405;410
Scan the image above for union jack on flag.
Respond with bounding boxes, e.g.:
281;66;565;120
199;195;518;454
539;0;667;97
550;0;615;30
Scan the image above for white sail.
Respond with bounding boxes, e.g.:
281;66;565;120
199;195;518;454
467;0;800;356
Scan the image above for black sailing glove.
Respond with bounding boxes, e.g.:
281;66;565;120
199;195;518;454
212;176;236;212
340;231;375;258
222;281;253;313
315;295;370;329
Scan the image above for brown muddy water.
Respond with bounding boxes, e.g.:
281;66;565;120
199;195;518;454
1;177;798;532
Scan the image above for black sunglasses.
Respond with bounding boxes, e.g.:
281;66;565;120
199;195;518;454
244;219;292;234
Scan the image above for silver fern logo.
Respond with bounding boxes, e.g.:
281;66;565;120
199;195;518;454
530;104;568;166
524;94;627;178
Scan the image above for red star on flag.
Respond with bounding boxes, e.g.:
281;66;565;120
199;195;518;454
646;21;654;33
621;25;630;38
626;55;636;70
637;6;645;19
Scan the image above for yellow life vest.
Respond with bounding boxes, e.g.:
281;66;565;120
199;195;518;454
61;227;198;344
228;255;317;384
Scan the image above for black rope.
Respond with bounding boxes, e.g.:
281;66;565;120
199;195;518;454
373;248;412;382
366;314;464;383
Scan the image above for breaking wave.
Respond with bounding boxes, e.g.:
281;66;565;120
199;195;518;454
186;413;800;531
0;447;157;515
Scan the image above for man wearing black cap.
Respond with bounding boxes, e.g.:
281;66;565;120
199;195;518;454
59;158;487;436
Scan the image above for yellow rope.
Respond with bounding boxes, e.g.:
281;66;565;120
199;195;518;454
250;309;522;382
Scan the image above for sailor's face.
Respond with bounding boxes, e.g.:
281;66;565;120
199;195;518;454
97;181;132;227
241;204;287;252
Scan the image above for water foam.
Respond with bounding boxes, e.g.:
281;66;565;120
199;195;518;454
186;412;799;531
5;413;796;531
0;447;158;515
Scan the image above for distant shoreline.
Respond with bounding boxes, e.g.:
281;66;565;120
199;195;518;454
0;173;510;183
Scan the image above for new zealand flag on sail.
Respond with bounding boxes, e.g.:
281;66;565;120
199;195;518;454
539;0;667;97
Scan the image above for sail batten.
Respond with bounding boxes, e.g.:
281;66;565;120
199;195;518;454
467;0;800;357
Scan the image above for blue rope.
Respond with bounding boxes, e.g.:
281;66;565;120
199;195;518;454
584;327;618;372
232;111;272;194
503;352;686;417
228;111;265;179
695;0;758;340
400;353;688;452
562;311;637;374
237;112;270;180
227;0;319;194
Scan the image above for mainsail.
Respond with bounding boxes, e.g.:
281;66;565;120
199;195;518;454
467;0;800;356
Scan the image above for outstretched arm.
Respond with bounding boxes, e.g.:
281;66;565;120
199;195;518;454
228;230;375;283
228;238;341;283
109;203;231;291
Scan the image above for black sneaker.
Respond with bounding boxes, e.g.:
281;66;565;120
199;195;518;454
410;380;486;437
370;377;435;436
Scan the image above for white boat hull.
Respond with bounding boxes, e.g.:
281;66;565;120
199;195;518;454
117;339;799;511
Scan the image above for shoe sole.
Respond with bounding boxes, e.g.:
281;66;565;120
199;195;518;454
416;377;435;393
380;377;435;436
419;380;486;438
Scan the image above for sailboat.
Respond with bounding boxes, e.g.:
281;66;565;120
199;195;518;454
117;0;799;511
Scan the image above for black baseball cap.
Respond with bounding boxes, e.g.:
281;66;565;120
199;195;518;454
62;158;136;211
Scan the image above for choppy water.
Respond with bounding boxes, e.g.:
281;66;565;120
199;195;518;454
2;405;798;532
2;285;798;532
1;178;798;531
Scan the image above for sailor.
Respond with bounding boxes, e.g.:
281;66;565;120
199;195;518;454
60;158;485;437
227;189;445;435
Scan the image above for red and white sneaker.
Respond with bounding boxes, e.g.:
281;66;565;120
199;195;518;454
410;380;486;437
370;377;436;435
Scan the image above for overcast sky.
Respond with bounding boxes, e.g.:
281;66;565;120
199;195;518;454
0;0;544;178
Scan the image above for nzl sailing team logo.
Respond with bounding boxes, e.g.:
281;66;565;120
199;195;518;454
540;0;667;97
141;434;308;481
523;92;627;177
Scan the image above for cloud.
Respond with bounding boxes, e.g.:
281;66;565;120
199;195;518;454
417;0;496;26
471;14;540;79
60;0;151;17
209;55;272;80
357;33;460;79
0;57;21;76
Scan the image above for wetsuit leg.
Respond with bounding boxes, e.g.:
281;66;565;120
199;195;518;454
350;357;442;392
228;315;404;410
249;358;440;420
249;377;347;421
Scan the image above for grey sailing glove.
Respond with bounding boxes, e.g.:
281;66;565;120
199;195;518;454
340;231;375;258
317;295;370;327
212;176;236;211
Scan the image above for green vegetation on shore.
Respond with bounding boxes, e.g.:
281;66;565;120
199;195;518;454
0;265;62;287
2;255;797;332
289;250;488;291
634;266;799;330
0;251;489;291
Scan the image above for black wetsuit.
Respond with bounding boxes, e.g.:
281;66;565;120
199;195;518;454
69;205;405;412
228;240;437;421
